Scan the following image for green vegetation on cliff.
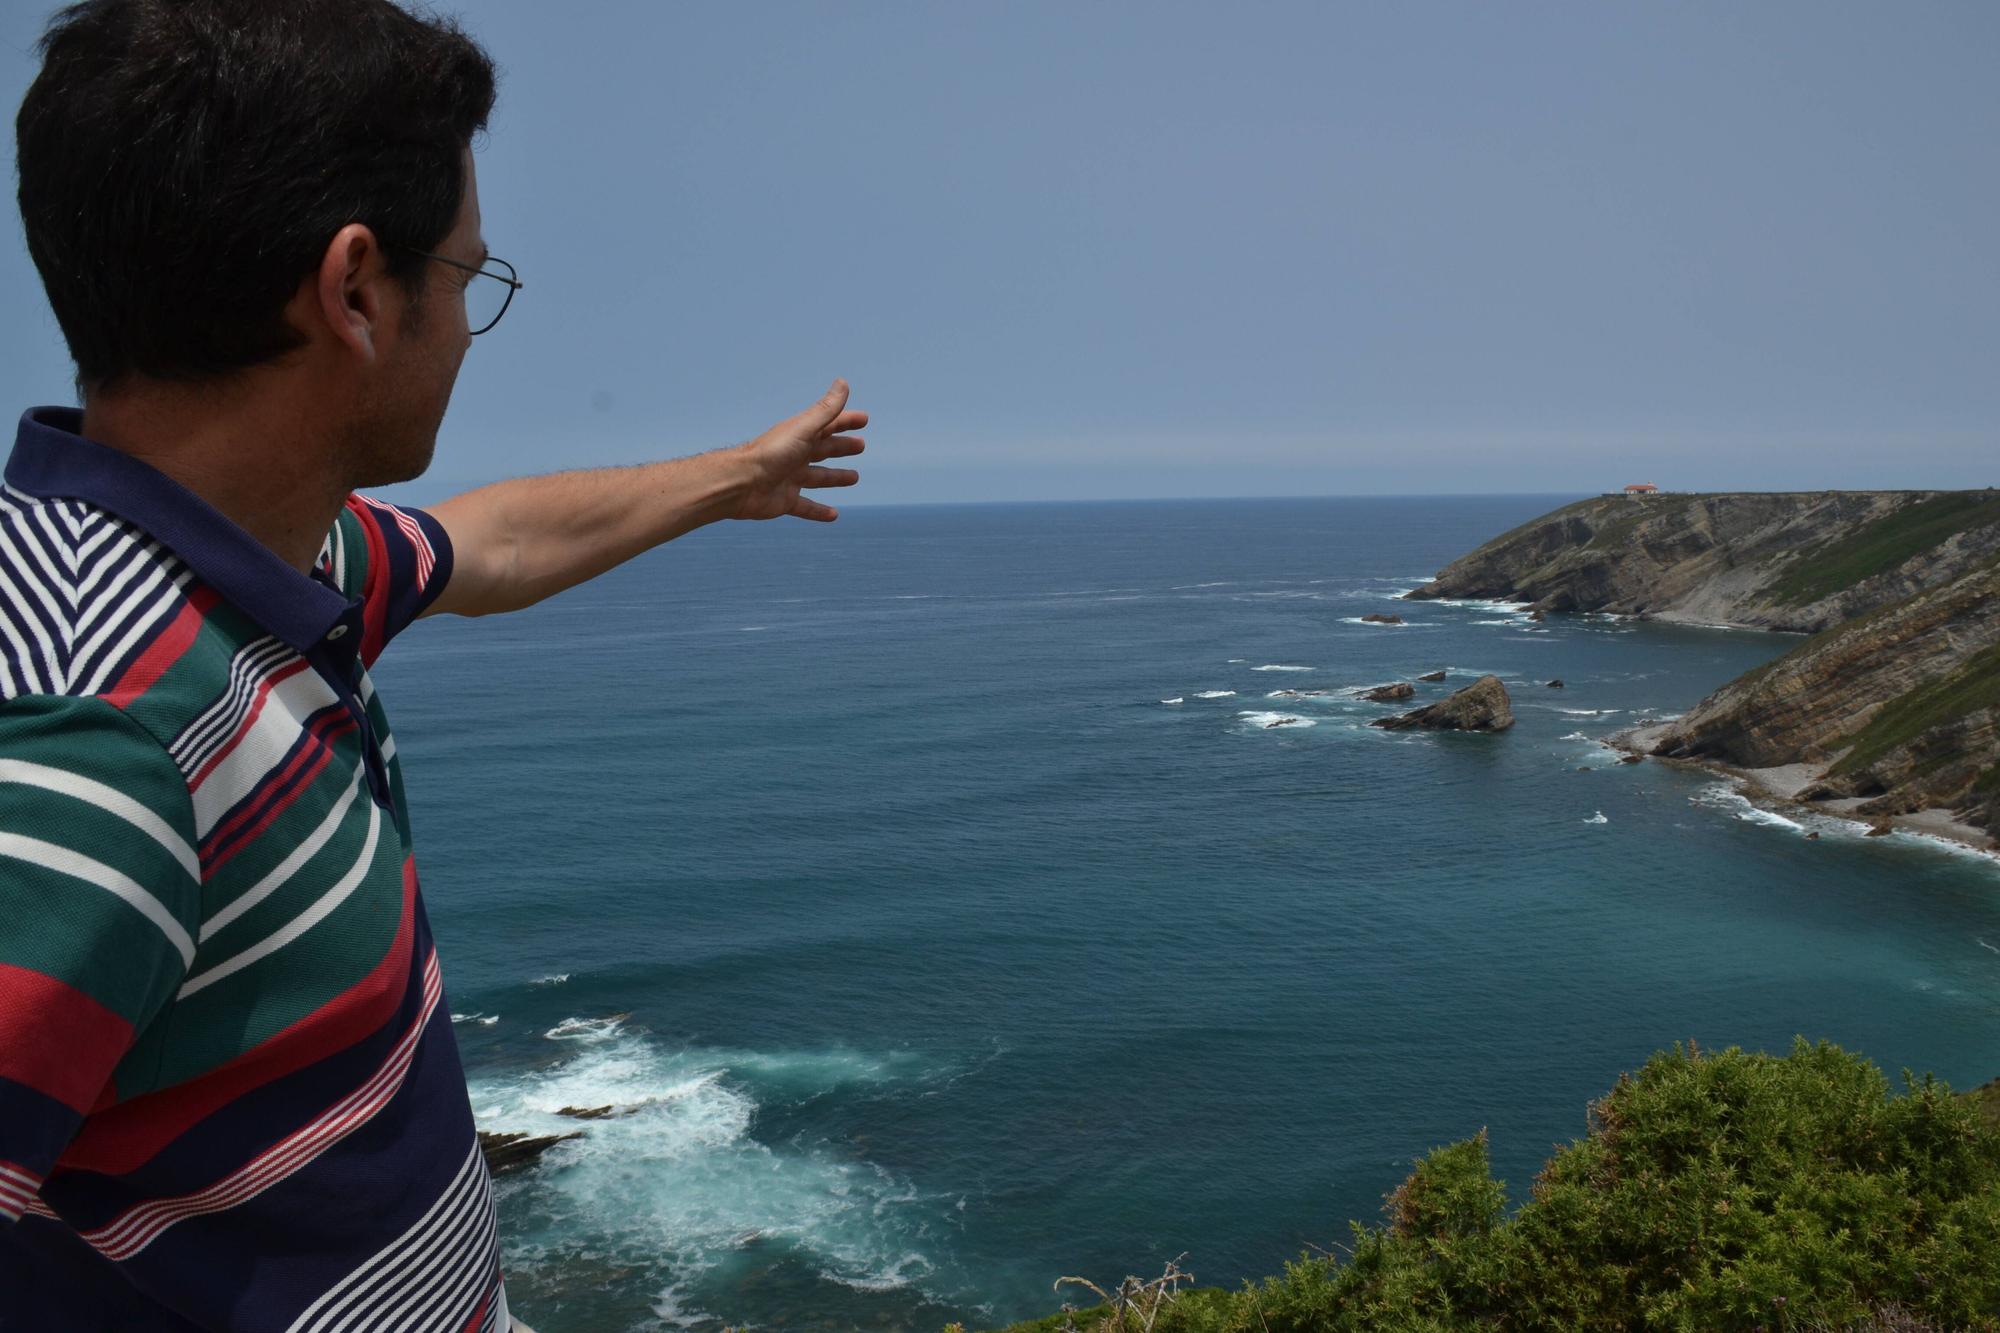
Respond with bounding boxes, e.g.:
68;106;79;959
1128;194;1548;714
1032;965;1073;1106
1829;640;2000;779
1762;491;2000;608
990;1042;2000;1333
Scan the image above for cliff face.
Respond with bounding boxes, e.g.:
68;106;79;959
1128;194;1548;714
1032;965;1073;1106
1651;558;2000;838
1406;491;2000;634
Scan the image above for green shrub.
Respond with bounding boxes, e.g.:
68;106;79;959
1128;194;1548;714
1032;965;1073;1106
990;1040;2000;1333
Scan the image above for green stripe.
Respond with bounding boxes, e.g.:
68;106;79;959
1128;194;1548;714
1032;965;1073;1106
151;821;406;1084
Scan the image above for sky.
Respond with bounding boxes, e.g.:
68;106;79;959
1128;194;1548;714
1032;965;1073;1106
2;1;1996;504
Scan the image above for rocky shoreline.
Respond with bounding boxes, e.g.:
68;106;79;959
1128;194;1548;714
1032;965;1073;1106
1411;490;2000;854
1607;717;1999;860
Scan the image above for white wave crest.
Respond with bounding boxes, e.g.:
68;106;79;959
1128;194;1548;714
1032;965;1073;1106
1238;711;1316;729
545;1014;628;1042
471;1031;963;1313
1689;783;1804;833
529;973;571;987
1584;812;1609;825
1160;697;1185;705
452;1012;500;1026
1193;690;1238;698
1252;664;1315;672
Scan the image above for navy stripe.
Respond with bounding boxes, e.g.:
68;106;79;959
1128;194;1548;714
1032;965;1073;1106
0;1076;83;1180
38;917;436;1220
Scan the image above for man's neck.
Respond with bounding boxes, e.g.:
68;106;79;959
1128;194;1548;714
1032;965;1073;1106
81;379;349;574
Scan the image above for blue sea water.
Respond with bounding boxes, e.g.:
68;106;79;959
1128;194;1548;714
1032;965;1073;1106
370;496;2000;1333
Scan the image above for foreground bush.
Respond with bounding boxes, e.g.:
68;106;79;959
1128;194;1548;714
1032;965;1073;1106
998;1040;2000;1332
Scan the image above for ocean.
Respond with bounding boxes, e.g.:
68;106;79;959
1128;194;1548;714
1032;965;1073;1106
369;496;2000;1332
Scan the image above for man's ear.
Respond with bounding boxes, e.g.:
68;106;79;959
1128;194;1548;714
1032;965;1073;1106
310;223;393;363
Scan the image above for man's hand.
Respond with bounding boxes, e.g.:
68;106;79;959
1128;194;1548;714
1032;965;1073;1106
732;379;867;522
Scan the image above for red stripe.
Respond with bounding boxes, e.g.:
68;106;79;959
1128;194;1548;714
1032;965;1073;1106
188;656;313;790
0;963;135;1113
459;1288;493;1333
199;711;357;879
86;951;442;1258
347;497;393;665
55;858;420;1178
101;586;221;710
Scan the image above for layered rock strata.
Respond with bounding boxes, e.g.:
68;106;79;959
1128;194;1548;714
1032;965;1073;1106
1406;491;2000;633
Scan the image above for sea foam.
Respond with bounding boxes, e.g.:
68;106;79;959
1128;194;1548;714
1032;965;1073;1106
471;1024;968;1317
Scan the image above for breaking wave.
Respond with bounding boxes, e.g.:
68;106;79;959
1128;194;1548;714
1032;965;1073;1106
1238;711;1317;730
471;1021;984;1322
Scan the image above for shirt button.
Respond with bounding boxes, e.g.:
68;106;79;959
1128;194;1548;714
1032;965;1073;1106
326;625;350;642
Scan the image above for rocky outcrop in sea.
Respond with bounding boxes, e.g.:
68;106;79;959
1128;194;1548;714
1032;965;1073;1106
1373;675;1513;732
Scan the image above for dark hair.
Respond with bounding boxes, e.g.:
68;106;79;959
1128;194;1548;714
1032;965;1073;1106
15;0;497;389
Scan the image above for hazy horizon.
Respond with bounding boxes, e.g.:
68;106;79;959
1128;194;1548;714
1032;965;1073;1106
5;1;1996;504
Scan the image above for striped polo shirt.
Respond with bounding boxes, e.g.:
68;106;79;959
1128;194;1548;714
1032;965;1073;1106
0;408;509;1331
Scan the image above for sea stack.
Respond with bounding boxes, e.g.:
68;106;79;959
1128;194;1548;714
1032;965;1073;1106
1361;682;1416;703
1372;675;1514;732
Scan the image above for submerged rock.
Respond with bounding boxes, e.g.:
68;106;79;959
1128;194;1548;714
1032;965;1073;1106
1361;682;1416;703
1417;670;1448;682
1360;613;1404;625
1372;675;1514;733
479;1130;583;1175
1546;679;1565;688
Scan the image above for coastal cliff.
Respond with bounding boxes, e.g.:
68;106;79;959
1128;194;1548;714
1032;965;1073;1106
1647;556;2000;840
1411;490;2000;844
1405;490;2000;633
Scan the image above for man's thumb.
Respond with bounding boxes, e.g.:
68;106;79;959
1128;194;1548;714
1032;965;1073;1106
805;377;849;425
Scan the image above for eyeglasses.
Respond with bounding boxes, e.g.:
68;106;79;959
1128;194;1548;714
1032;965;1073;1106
395;246;522;335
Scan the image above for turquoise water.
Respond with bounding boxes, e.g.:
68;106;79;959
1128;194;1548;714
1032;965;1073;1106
371;496;2000;1332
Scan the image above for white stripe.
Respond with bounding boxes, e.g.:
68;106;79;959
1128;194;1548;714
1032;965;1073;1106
284;1145;482;1333
171;637;295;771
187;664;342;835
73;514;121;565
0;510;69;691
71;543;189;695
73;568;188;699
177;798;382;998
379;733;396;763
200;758;368;942
0;1162;41;1189
331;520;348;590
391;1188;498;1333
0;562;58;695
90;953;443;1259
0;831;195;967
317;1151;491;1332
20;501;82;600
0;759;197;881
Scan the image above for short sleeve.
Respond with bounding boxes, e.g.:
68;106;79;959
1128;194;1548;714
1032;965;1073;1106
0;695;200;1221
321;496;456;665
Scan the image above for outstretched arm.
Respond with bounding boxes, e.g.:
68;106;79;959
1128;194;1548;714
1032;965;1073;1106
422;380;865;618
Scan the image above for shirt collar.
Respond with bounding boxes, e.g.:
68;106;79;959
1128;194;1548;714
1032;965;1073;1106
7;406;354;653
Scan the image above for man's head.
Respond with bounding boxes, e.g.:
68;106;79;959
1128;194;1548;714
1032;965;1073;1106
15;0;497;484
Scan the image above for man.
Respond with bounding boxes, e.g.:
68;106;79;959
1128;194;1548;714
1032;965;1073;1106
0;1;863;1328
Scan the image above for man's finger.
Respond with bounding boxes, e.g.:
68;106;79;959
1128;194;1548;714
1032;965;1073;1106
815;436;865;461
801;466;859;489
828;409;869;434
790;496;839;522
796;378;850;431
